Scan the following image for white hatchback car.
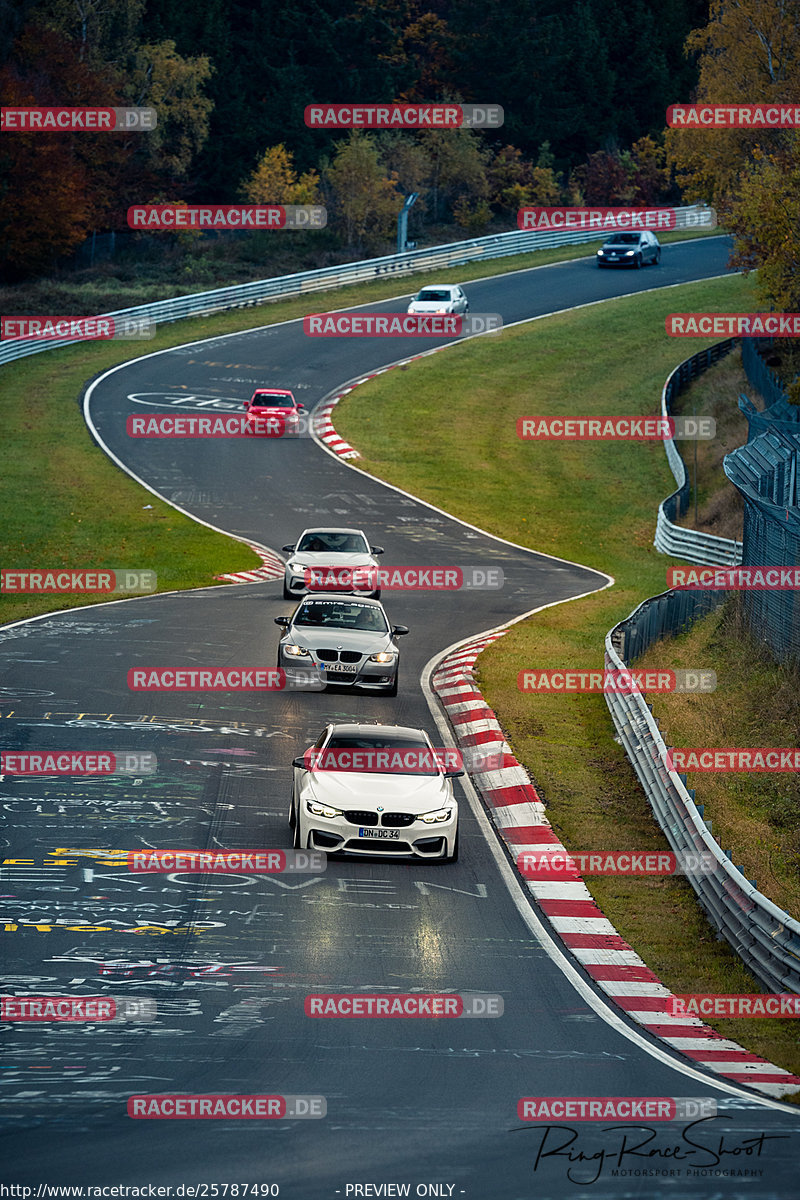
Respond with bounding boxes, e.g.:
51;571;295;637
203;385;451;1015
289;723;462;860
407;284;469;315
281;527;384;600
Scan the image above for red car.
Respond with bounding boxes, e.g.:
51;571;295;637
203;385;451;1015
245;389;306;437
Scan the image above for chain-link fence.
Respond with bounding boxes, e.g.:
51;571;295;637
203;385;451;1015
723;429;800;665
741;336;795;408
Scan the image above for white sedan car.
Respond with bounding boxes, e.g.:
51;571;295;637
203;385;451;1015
289;723;462;860
407;284;469;315
281;527;384;600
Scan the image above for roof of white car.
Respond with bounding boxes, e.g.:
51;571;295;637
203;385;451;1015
325;722;430;739
298;592;384;607
299;526;367;536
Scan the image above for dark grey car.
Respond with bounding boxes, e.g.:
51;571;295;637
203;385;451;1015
597;230;661;268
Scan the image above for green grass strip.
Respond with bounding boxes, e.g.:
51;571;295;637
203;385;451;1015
334;273;800;1082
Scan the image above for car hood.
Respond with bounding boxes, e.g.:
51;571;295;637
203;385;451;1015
287;627;393;652
600;242;639;250
301;770;452;809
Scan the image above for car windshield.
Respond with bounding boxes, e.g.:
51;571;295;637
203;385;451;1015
416;289;451;301
604;233;641;245
325;733;439;774
294;600;388;632
297;532;369;553
251;394;294;407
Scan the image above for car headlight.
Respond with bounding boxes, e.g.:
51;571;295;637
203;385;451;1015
420;807;452;824
286;560;302;572
368;651;396;663
284;643;310;657
624;250;635;256
597;249;605;255
306;800;342;819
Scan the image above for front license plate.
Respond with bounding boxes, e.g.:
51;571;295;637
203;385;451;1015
324;663;358;673
358;828;400;839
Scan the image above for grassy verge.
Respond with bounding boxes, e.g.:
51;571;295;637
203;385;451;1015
0;229;724;628
333;271;800;1081
669;346;763;541
636;600;800;913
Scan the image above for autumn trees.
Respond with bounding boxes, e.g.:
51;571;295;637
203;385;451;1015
667;0;800;314
0;0;212;276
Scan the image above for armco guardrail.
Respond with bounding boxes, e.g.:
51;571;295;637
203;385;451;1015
654;340;743;565
606;592;800;994
0;204;713;370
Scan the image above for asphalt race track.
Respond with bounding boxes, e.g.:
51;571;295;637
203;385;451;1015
3;237;799;1197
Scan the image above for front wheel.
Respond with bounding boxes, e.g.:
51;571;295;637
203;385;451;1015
292;808;304;849
654;248;661;265
635;253;643;269
387;670;398;698
282;581;292;600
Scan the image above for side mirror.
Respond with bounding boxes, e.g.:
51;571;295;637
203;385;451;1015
371;546;385;555
445;768;465;778
296;404;306;413
292;756;307;769
281;544;295;553
392;625;409;636
274;616;290;627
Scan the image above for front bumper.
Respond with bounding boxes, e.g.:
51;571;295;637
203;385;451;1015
278;647;397;690
299;805;457;858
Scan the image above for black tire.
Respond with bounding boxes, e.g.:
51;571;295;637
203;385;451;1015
288;795;296;829
635;253;643;269
282;581;292;600
654;248;661;265
445;828;459;863
292;807;304;849
387;670;398;698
